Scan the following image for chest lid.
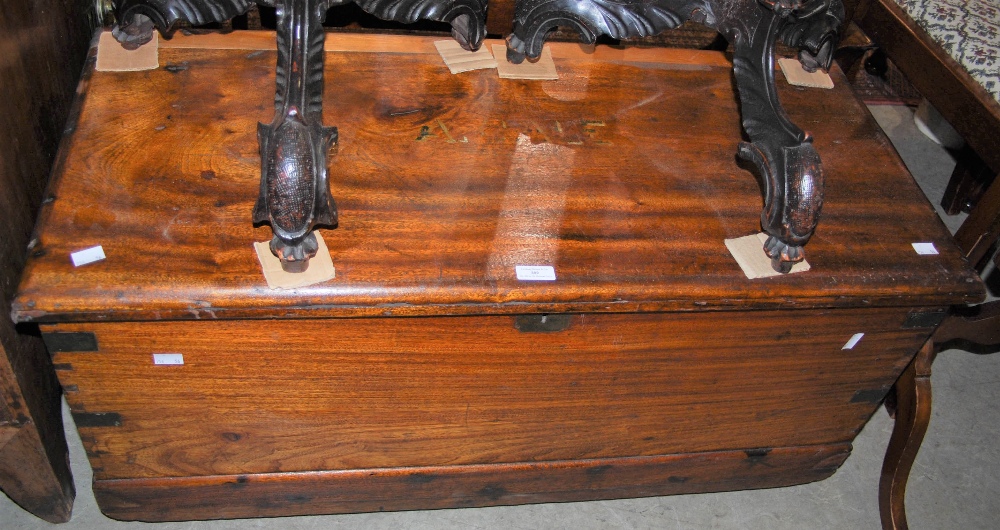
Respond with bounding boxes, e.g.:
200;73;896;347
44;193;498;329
12;34;984;323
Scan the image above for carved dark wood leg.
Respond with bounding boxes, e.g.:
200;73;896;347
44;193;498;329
252;0;338;272
506;0;841;272
727;2;835;273
879;340;936;530
113;0;486;272
114;0;335;273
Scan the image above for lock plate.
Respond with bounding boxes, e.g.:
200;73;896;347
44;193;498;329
514;314;572;332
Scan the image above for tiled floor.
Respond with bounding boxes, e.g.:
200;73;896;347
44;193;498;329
3;105;998;529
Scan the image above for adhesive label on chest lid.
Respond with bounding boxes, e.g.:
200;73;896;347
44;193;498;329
516;265;556;281
152;353;184;365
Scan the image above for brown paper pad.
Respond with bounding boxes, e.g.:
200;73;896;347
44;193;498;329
777;58;834;89
494;44;558;80
254;232;335;289
434;40;498;74
725;232;810;279
96;31;159;72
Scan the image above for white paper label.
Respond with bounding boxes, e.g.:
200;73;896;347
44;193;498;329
70;245;106;267
911;242;939;255
152;353;184;365
515;265;556;281
842;333;865;350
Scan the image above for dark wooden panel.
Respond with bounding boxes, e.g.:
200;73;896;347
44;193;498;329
955;172;1000;268
52;307;921;480
0;0;94;521
11;35;983;323
486;0;515;35
91;443;852;521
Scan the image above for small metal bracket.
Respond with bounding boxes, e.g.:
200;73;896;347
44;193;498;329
42;332;98;353
71;412;122;428
902;310;948;329
514;314;572;333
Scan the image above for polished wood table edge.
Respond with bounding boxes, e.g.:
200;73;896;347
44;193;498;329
14;298;980;324
91;442;851;521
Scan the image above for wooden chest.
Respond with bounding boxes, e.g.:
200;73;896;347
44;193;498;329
11;33;984;521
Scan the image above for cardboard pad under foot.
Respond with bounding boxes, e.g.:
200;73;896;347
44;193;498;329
254;232;336;289
494;44;558;80
778;58;834;89
725;232;811;279
96;31;159;72
434;40;498;74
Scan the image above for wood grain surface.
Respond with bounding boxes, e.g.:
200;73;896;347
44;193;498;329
52;307;925;481
91;443;852;521
13;33;987;521
11;33;983;322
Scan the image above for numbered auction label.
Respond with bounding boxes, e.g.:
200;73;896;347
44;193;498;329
515;265;556;281
152;353;184;365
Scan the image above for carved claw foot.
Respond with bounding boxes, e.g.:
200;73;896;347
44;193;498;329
764;236;801;273
505;34;528;64
738;138;822;273
269;232;320;273
112;13;156;50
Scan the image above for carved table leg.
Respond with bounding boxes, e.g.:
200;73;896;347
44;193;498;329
113;0;487;272
725;0;841;272
506;0;841;272
879;339;936;530
253;0;487;272
253;0;338;272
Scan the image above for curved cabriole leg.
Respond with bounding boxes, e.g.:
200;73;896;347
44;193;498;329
252;0;487;272
720;2;842;273
109;0;334;273
251;0;487;272
504;0;840;272
253;0;338;273
879;340;936;530
115;0;486;272
256;0;488;272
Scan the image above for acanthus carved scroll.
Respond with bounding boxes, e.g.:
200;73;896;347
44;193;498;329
507;0;843;272
505;0;709;63
111;0;486;271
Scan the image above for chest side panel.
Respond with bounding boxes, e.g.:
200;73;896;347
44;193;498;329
52;307;925;480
